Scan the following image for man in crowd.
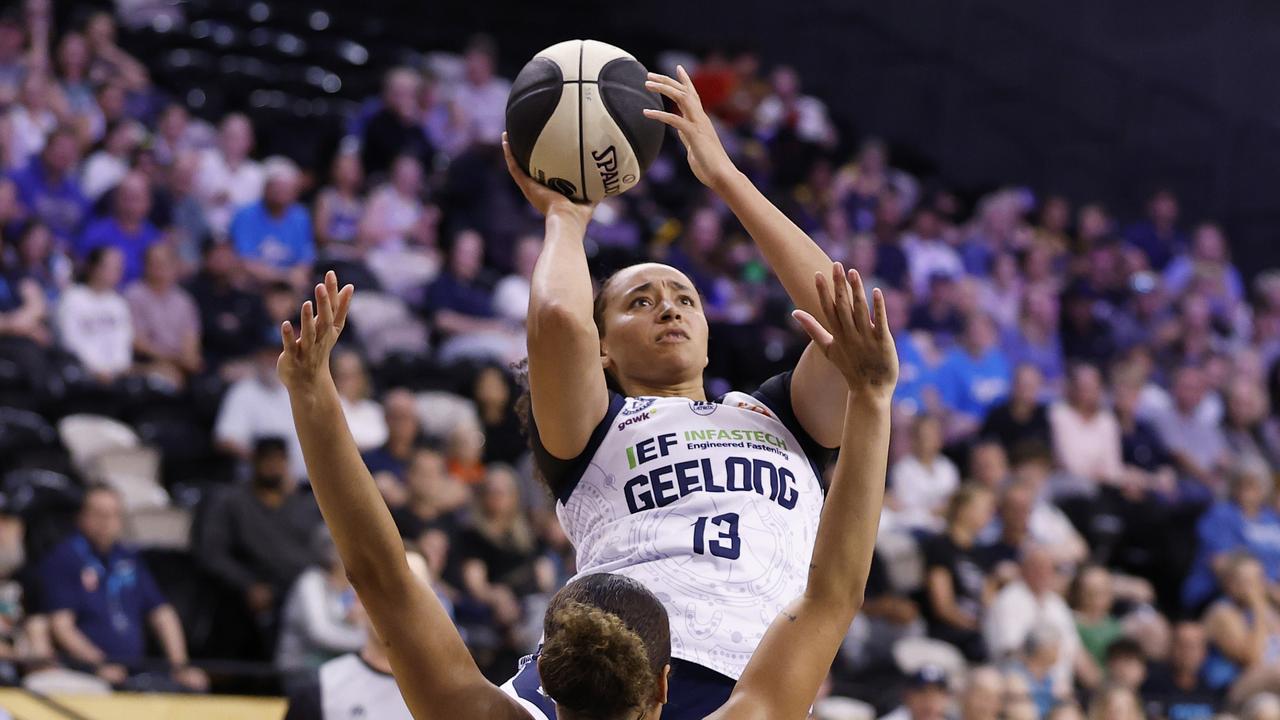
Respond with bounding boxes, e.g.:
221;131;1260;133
230;157;314;290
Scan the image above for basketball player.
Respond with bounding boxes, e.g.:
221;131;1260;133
495;65;871;716
277;267;894;720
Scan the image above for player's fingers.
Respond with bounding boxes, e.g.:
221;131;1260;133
500;133;526;180
646;72;683;93
335;284;355;329
676;65;700;100
814;270;840;333
325;270;339;301
642;108;694;135
300;300;315;346
830;262;856;338
872;287;890;334
847;268;871;334
315;282;334;331
792;309;834;349
281;320;295;352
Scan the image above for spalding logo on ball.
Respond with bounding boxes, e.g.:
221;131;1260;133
505;39;664;203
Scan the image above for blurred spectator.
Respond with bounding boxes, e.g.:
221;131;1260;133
988;459;1089;567
1060;284;1118;367
446;423;488;486
40;484;208;691
275;527;364;689
12;218;69;300
196;438;322;625
840;553;921;673
1141;621;1221;720
923;484;997;660
425;229;522;364
904;207;963;298
1088;684;1146;720
1111;367;1180;500
985;546;1082;695
213;342;306;478
124;243;202;389
10;126;89;246
361;67;433;178
1072;565;1126;672
0;224;50;347
979;253;1025;331
362;389;422;506
195;113;264;237
230;157;314;289
1003;625;1068;718
360;155;441;300
83;11;149;94
187;240;267;374
887;288;937;415
1123;189;1184;272
390;446;469;541
754;65;838;149
1002;286;1065;390
880;665;952;720
77;171;160;285
448;35;512;150
1182;464;1280;611
960;665;1005;720
969;440;1011;490
54;245;132;383
332;349;387;452
0;12;31;102
888;414;959;531
312;150;364;258
1244;694;1280;720
492;234;540;324
56;30;101;140
1221;378;1280;470
79;120;143;201
166;152;211;269
1201;553;1280;693
1106;638;1150;693
8;73;62;170
1050;363;1124;498
1150;365;1231;491
935;313;1011;436
472;365;525;465
151;103;208;169
980;364;1052;453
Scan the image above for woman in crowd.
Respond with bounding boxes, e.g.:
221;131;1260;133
276;527;366;692
922;483;998;661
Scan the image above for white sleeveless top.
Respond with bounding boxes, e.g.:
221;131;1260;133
533;374;828;680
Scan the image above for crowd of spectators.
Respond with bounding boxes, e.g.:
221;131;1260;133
0;3;1279;719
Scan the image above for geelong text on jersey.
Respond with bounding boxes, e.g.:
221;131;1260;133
623;432;800;514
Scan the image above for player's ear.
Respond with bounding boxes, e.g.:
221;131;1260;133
656;664;671;705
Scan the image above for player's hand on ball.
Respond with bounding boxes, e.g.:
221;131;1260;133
501;132;595;225
278;270;354;391
643;65;736;190
792;262;899;401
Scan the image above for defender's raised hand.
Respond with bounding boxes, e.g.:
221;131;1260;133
278;270;354;391
792;263;899;400
643;65;737;190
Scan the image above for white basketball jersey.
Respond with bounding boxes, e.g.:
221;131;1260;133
548;386;825;680
319;654;413;720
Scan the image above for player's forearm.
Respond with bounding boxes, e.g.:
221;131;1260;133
715;169;832;318
528;209;595;334
804;391;890;611
286;376;411;595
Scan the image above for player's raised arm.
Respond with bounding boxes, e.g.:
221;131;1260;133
711;264;897;720
644;67;850;448
278;273;528;720
502;134;611;460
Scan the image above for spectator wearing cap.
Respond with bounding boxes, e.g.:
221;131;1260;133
879;665;952;720
230;157;315;290
54;245;133;384
1141;621;1221;720
361;67;435;178
275;527;365;691
213;341;307;479
194;113;265;237
935;313;1012;437
10;127;90;246
985;546;1082;695
195;438;322;631
980;364;1052;455
77;171;160;286
1123;189;1186;272
1182;464;1280;611
39;484;209;691
124;243;202;389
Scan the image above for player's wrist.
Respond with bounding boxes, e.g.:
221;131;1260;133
845;385;893;409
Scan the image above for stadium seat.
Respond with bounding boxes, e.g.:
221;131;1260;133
57;414;141;474
813;697;877;720
22;667;112;696
3;469;82;561
90;447;169;511
346;291;432;365
126;506;194;550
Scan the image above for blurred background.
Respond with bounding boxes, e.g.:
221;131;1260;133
0;0;1279;718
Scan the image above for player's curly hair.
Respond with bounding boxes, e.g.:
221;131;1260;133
538;574;670;720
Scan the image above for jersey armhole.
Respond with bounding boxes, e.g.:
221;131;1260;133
746;371;835;487
530;392;626;504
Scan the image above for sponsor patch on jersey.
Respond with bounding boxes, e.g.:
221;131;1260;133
622;397;658;416
689;400;718;416
734;400;776;420
616;408;657;432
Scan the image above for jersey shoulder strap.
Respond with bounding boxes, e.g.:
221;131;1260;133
529;392;626;504
737;370;834;482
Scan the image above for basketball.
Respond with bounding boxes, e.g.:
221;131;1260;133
505;39;665;203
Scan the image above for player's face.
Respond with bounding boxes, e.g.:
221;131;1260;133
599;264;709;392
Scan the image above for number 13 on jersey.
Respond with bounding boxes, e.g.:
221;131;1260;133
693;513;741;560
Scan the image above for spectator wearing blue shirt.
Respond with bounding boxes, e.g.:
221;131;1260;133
9;127;90;247
230;157;315;289
1182;462;1280;611
1122;188;1187;271
882;288;936;415
76;172;160;286
423;229;523;363
40;484;209;691
936;313;1012;436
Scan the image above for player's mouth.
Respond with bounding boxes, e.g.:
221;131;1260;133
656;329;690;344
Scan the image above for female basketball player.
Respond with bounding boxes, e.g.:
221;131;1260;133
498;65;867;716
278;266;894;720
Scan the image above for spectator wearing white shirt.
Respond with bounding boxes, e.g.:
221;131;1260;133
214;343;307;479
331;348;387;452
985;545;1082;697
276;527;366;690
904;207;964;299
754;65;838;149
55;245;133;383
888;414;960;531
195;113;265;237
5;73;58;172
79;121;143;201
492;234;541;324
447;35;512;149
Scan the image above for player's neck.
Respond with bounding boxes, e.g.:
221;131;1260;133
622;377;706;401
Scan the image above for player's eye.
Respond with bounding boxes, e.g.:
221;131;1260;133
680;296;695;306
630;297;652;308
